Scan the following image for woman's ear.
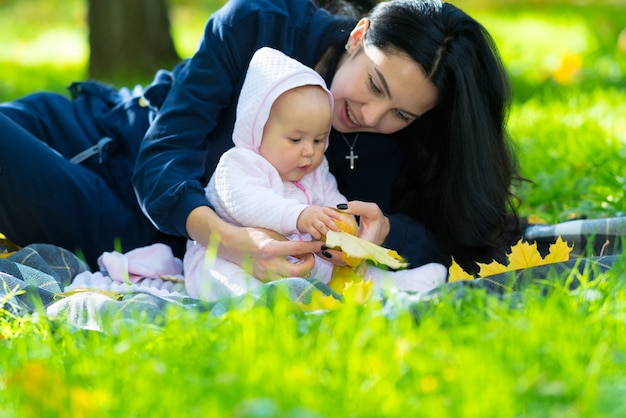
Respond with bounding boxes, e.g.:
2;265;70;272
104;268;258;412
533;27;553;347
346;18;370;51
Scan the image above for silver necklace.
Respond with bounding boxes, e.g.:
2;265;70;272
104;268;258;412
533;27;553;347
341;133;360;170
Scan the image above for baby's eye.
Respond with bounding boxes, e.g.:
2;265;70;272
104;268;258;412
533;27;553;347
289;138;301;143
314;138;325;144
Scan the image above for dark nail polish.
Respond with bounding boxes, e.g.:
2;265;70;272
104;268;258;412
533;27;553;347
337;203;348;210
321;251;332;258
321;244;328;251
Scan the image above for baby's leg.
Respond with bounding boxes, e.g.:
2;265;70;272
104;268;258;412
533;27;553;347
183;242;263;301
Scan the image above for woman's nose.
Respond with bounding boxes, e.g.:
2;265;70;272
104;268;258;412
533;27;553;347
361;102;387;128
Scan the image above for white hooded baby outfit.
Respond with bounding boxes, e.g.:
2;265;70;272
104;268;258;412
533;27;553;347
183;47;344;301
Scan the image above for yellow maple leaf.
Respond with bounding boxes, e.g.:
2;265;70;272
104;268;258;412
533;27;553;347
448;257;475;282
295;290;342;311
328;265;361;293
341;252;362;268
325;230;408;270
447;236;574;280
477;259;509;277
327;264;373;304
296;263;373;311
507;239;544;270
342;278;373;304
542;236;574;264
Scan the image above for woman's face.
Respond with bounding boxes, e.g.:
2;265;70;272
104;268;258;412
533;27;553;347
330;19;438;135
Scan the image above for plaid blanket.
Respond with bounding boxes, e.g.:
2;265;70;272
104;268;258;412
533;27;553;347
0;243;343;332
524;216;626;257
1;217;624;332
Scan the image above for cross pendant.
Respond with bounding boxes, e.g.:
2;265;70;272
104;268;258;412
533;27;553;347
346;150;359;170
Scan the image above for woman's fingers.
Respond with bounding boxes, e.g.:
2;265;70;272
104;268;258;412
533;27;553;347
251;236;320;282
337;200;389;245
317;247;347;266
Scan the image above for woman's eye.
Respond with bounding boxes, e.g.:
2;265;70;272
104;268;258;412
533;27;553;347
368;76;382;94
396;111;411;122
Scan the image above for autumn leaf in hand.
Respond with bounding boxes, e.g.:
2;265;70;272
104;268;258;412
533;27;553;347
325;230;408;270
324;208;361;266
327;208;359;237
448;236;574;282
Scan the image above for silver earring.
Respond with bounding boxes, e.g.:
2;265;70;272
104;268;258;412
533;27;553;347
344;43;349;51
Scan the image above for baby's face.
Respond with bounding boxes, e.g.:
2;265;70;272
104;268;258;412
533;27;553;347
260;85;332;182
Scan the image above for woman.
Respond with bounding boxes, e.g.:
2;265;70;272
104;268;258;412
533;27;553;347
0;0;521;276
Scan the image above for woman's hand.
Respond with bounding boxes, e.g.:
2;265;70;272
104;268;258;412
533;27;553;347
344;200;390;245
187;206;322;282
223;226;322;282
316;200;390;265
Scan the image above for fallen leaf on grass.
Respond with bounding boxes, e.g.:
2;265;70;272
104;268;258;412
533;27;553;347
297;265;373;312
295;290;342;311
449;236;574;282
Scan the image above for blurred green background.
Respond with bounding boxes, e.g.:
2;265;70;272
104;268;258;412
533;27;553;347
2;0;626;222
2;0;625;101
0;0;226;100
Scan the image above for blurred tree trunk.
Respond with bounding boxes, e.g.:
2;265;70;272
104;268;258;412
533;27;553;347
88;0;180;82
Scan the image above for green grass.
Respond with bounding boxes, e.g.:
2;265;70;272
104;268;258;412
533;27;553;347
2;1;626;417
511;87;626;221
2;271;626;417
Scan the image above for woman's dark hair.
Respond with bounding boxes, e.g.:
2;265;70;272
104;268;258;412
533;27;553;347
318;0;524;272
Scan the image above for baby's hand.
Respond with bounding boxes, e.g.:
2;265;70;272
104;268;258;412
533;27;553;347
296;206;342;240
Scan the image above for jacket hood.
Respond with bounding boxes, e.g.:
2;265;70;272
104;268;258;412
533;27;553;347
233;47;333;153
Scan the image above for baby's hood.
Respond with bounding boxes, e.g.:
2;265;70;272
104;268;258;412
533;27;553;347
233;47;333;153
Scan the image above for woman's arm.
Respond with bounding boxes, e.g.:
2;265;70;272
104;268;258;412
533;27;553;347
133;11;257;237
